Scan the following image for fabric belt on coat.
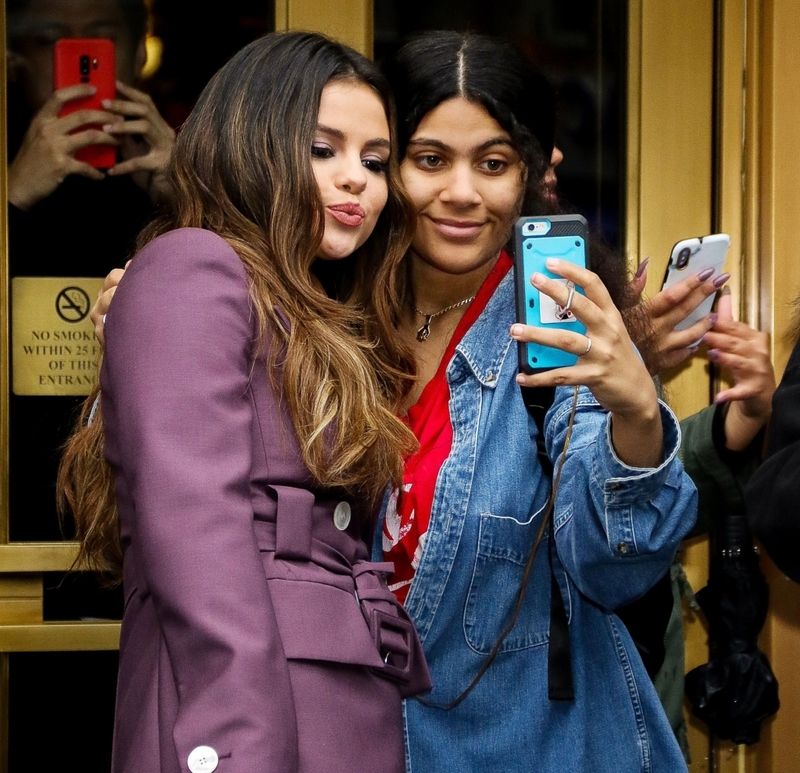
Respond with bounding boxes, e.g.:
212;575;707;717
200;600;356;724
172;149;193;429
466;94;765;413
264;484;432;697
270;484;314;561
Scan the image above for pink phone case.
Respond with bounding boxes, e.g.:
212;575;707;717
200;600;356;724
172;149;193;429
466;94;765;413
54;38;116;169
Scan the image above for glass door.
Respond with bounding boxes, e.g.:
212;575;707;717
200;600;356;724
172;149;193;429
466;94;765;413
1;2;276;770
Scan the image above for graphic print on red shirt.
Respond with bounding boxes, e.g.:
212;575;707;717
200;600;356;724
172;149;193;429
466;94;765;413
383;252;513;603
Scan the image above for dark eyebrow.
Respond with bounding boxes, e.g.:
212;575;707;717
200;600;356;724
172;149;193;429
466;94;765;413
364;138;391;151
407;137;516;154
316;124;390;151
316;124;346;142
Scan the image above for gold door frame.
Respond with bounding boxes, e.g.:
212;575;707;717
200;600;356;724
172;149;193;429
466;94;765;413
629;0;800;770
0;2;372;769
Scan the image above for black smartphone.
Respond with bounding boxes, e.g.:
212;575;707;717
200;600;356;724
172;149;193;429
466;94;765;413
513;214;591;374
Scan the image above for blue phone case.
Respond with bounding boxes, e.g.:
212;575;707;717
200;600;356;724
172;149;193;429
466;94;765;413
513;215;590;374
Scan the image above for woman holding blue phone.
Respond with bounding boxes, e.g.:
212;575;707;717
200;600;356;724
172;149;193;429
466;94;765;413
377;31;696;772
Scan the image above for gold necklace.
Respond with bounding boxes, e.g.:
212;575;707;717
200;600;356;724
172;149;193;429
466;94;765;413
412;295;476;342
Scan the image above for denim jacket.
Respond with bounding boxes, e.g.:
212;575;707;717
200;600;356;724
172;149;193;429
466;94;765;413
374;270;697;773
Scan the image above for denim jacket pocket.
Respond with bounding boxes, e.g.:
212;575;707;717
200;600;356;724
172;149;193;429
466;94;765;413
463;511;553;654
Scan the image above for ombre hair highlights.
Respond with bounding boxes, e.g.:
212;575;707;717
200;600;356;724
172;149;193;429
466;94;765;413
58;31;418;578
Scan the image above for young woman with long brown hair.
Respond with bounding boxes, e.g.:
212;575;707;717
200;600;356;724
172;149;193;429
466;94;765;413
58;31;430;773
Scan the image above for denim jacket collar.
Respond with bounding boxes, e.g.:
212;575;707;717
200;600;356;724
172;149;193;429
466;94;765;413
448;269;516;389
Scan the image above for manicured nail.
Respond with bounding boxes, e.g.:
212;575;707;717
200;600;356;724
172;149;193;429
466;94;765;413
697;267;715;282
712;272;731;289
688;345;699;354
708;348;720;362
720;285;732;297
510;324;524;338
708;313;718;326
635;257;650;279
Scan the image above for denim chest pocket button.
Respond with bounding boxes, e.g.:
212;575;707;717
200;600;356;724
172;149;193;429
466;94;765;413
334;501;352;530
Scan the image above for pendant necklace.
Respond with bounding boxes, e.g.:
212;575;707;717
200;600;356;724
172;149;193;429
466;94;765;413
412;295;476;342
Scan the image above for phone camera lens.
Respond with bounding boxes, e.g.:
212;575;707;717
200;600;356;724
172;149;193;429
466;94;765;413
80;55;90;75
676;247;692;270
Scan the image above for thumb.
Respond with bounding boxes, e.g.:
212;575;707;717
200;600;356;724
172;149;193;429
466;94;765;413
716;286;733;322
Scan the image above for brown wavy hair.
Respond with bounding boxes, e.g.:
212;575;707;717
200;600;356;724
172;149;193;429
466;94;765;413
58;31;418;578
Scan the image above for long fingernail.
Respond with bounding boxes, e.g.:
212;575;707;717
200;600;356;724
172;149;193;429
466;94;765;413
635;257;650;279
697;267;715;282
708;313;718;326
510;324;524;337
712;272;731;289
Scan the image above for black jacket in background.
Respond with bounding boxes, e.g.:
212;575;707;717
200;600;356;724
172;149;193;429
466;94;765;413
745;338;800;583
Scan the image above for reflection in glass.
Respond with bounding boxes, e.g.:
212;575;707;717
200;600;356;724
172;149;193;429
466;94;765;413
5;0;274;546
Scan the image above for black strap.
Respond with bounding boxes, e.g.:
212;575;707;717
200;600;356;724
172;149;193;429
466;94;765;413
520;386;574;701
547;522;574;700
520;386;554;477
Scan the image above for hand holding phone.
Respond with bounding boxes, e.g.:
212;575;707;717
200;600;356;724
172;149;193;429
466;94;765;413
512;230;664;468
513;215;590;373
53;38;117;169
661;233;730;337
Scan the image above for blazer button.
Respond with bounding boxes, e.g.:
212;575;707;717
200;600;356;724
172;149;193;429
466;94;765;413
334;501;352;531
187;746;219;773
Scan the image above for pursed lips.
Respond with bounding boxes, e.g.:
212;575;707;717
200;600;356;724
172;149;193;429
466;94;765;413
327;202;366;227
428;216;486;239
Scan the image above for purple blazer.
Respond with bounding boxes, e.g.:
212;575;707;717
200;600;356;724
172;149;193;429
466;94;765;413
101;228;429;773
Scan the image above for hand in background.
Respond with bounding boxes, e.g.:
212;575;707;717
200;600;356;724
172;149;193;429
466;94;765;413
8;84;121;211
104;80;176;203
91;262;129;346
625;260;727;375
705;288;776;452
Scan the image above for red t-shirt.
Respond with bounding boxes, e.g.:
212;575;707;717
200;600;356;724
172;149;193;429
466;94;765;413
383;252;513;603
